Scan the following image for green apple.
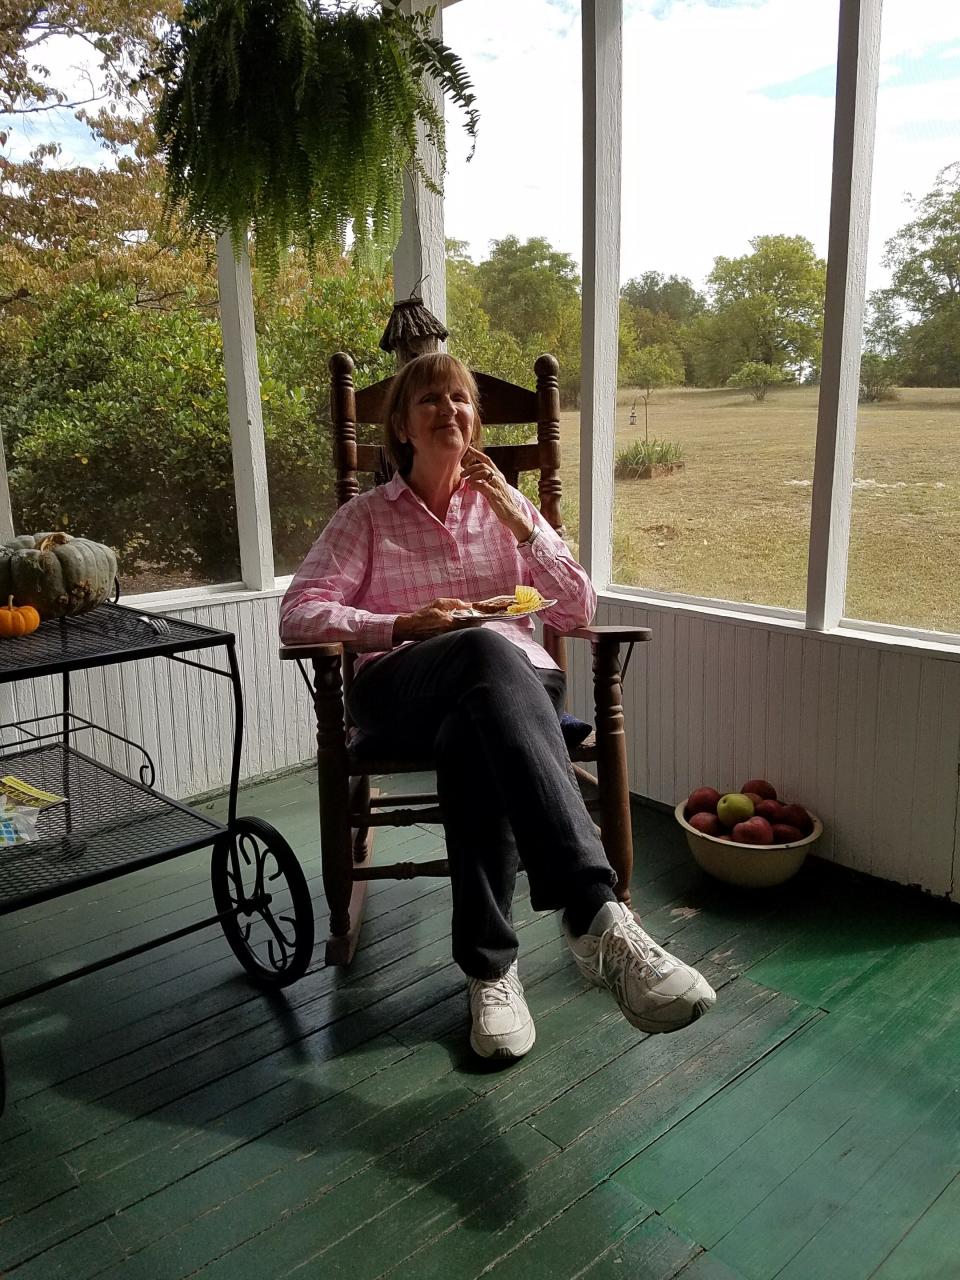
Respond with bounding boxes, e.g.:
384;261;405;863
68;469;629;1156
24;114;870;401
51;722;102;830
717;792;755;828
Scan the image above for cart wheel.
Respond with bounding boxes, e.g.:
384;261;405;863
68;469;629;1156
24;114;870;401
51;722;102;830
211;816;314;986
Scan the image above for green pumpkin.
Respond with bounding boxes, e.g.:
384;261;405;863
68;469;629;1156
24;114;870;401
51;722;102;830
0;532;117;618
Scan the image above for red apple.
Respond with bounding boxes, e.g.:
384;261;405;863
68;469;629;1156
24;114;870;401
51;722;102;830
741;778;777;801
772;823;804;844
689;812;723;837
743;791;765;809
755;798;787;823
779;803;814;835
686;786;722;817
731;816;775;845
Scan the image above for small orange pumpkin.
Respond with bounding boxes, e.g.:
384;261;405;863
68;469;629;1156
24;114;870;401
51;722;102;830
0;595;41;638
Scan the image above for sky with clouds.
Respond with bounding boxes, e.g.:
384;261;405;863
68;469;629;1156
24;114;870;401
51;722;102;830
442;0;960;294
2;29;121;168
4;0;958;298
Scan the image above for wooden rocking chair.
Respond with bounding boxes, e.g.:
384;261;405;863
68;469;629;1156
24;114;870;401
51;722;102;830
280;352;652;965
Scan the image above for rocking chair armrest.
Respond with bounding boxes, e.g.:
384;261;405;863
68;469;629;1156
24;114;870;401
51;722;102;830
279;641;344;662
557;624;653;645
280;642;349;741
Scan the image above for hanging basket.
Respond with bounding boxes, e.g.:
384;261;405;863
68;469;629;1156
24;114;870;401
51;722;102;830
154;0;478;273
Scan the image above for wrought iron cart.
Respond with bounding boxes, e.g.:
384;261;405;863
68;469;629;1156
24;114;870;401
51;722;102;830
0;603;315;1114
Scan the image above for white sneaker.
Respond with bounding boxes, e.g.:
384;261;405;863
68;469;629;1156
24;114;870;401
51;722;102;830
467;962;536;1060
565;901;716;1034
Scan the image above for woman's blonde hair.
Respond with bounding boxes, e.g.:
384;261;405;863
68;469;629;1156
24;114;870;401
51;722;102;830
382;352;482;476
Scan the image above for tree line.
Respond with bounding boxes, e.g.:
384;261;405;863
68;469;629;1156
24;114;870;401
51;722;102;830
449;163;960;406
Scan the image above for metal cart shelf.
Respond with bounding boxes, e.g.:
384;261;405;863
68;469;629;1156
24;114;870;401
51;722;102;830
0;603;315;1115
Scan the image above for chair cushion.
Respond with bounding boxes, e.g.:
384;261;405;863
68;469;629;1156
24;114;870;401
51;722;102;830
560;713;593;748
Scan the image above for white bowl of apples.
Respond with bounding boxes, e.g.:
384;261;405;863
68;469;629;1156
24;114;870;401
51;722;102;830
675;778;822;888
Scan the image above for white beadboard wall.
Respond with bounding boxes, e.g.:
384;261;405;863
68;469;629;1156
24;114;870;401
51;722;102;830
8;592;959;901
567;598;960;900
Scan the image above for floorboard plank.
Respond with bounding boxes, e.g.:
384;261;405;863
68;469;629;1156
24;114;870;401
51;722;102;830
529;979;816;1150
695;1006;960;1277
577;1213;701;1280
0;875;451;1105
868;1170;960;1279
613;929;960;1222
2;770;958;1280
95;976;713;1280
480;1181;650;1280
379;1000;815;1280
775;1088;960;1280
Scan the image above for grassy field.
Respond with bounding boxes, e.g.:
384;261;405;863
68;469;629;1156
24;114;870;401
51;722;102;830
556;384;960;635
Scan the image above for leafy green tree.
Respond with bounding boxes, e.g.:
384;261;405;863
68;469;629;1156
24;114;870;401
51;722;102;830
476;235;580;347
681;308;738;387
629;306;685;350
702;235;826;382
617;297;640;386
884;163;960;317
446;240;528;385
0;0;214;309
450;236;581;405
0;1;169;120
624;343;684;440
548;296;583;408
726;360;785;402
619;272;702;388
858;352;899;403
621;271;704;322
864;288;903;359
881;163;960;385
3;274;397;579
257;266;394;406
5;286;241;576
895;303;960;386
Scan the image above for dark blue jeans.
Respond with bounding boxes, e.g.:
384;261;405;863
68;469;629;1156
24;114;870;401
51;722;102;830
347;629;616;979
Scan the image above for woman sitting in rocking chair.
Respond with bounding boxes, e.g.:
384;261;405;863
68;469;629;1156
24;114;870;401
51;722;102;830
280;352;715;1060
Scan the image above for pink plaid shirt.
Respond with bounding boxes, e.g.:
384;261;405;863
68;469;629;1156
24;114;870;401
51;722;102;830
279;472;596;671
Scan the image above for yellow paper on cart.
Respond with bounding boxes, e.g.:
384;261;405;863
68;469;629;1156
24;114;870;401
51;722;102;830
0;775;65;810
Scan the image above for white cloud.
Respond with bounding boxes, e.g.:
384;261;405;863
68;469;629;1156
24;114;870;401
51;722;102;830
2;31;121;167
443;0;960;292
441;0;584;265
4;111;107;168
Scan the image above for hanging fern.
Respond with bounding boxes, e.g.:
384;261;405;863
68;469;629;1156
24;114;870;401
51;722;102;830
154;0;478;273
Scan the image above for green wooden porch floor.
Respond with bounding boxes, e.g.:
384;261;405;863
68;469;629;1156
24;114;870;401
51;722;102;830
1;767;959;1280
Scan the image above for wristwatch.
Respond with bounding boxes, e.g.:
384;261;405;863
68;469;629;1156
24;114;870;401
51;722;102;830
518;525;541;548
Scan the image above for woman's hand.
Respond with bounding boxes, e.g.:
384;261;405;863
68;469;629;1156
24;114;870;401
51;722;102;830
461;446;534;543
392;598;470;644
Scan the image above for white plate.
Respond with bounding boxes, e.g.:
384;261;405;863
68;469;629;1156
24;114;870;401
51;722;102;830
451;599;557;625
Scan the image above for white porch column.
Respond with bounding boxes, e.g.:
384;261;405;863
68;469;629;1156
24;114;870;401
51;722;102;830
806;0;882;630
0;427;14;541
217;231;275;592
579;0;622;587
394;0;447;321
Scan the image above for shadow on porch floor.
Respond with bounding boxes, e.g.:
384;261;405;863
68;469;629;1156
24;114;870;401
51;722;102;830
1;767;959;1279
